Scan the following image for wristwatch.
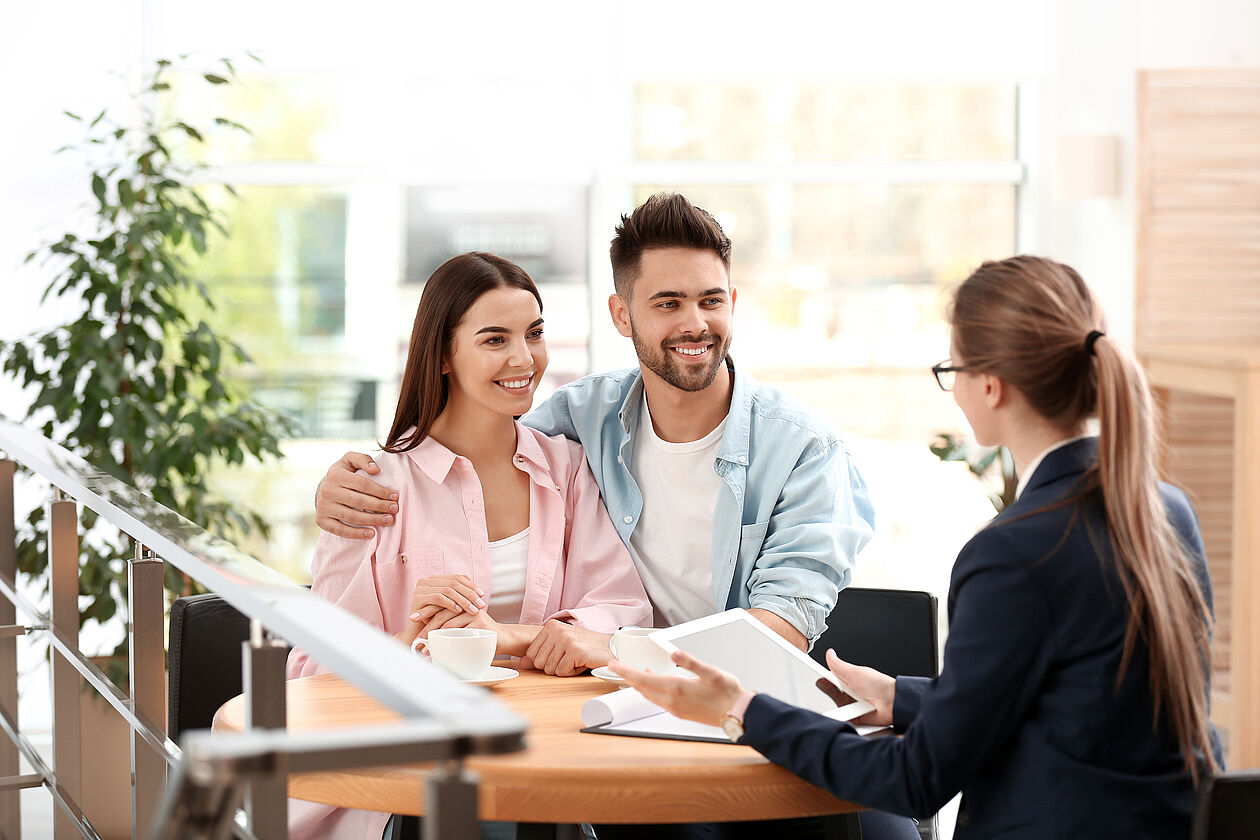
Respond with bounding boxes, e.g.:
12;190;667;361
719;712;745;742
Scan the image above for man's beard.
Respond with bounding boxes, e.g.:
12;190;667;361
631;326;731;393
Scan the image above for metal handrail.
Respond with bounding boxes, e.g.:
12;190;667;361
0;415;528;838
0;570;181;766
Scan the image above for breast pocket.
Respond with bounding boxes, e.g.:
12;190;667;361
374;546;444;606
738;521;770;565
380;546;444;575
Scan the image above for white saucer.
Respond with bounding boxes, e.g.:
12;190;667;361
590;665;693;685
590;665;627;686
461;666;519;688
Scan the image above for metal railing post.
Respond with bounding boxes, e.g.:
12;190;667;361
243;620;288;839
48;490;82;840
0;460;21;839
129;544;166;839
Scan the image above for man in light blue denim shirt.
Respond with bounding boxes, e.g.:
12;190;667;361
524;356;873;644
315;193;874;661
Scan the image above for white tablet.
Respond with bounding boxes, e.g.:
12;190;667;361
650;608;875;722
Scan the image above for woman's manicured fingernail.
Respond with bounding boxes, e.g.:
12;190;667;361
389;502;398;513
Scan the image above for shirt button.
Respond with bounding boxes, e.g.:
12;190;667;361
554;484;562;492
399;554;408;563
623;515;634;524
617;455;624;464
738;455;748;464
515;455;525;463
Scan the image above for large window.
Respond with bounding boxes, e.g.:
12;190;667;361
404;185;591;388
171;71;1020;587
631;82;1020;442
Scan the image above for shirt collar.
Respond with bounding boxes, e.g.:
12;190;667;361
715;358;751;464
1015;433;1094;500
400;420;552;486
617;373;647;433
616;358;749;464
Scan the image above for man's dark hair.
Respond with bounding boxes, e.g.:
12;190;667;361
609;192;732;299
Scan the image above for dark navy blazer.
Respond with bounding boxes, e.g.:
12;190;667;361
741;438;1221;839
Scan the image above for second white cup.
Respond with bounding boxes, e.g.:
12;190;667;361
609;627;674;672
412;628;497;680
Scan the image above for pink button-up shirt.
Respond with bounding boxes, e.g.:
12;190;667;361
289;422;652;680
286;424;651;840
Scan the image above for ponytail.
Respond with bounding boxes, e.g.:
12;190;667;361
1091;336;1217;783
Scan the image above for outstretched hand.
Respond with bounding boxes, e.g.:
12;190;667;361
608;650;745;726
825;649;895;727
610;648;897;729
314;451;399;539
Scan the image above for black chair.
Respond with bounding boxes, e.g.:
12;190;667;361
811;587;939;679
168;593;254;740
814;587;940;840
1191;769;1260;840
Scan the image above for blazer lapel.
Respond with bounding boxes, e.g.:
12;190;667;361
1020;437;1098;498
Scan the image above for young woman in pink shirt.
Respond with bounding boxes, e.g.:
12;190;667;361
286;253;651;839
288;252;651;678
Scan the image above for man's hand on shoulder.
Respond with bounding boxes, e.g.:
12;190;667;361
314;451;400;539
522;620;613;677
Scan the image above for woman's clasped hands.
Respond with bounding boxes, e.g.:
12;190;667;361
397;573;615;673
397;574;500;645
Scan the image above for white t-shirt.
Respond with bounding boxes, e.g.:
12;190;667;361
628;392;725;627
486;527;529;625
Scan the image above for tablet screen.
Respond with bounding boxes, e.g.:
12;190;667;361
661;613;860;716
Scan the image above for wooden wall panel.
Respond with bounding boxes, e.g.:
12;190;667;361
1138;69;1260;765
1136;70;1260;346
1162;392;1234;690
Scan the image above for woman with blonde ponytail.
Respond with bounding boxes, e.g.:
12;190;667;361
612;255;1222;840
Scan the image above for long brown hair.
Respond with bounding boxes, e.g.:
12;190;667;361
950;255;1216;782
383;252;542;453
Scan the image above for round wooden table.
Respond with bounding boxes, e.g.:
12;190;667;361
213;669;860;825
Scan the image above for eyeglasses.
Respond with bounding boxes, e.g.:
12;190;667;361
931;360;971;392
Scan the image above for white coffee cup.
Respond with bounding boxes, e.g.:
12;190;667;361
412;628;497;680
609;627;674;672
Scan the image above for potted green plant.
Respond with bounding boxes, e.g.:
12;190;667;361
0;55;293;686
928;433;1018;513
